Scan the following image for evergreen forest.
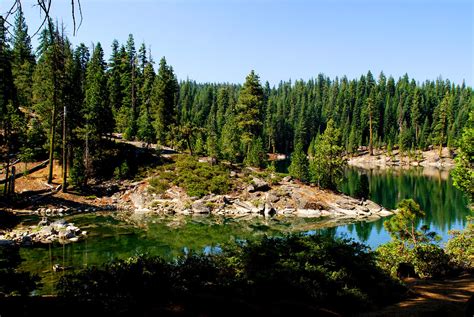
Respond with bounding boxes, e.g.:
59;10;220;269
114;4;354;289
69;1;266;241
0;11;472;187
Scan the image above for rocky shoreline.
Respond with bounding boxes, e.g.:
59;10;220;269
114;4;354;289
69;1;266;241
1;170;397;247
125;176;394;222
348;147;455;170
0;219;87;246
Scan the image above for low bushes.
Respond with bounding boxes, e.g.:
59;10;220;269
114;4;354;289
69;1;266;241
56;234;406;315
151;155;232;198
376;242;451;279
445;216;474;271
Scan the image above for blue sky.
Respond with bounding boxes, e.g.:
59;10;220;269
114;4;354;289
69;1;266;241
4;0;473;86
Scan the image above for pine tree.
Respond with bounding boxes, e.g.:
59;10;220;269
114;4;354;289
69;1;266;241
220;113;241;163
236;70;264;155
411;88;422;144
366;94;375;155
244;137;266;168
82;42;109;184
151;57;178;145
288;141;309;181
137;108;155;146
11;8;35;110
432;92;451;156
309;119;346;190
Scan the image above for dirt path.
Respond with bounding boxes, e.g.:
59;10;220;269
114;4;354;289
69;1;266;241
360;274;474;317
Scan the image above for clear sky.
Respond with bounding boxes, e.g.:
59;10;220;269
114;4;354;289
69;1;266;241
4;0;473;86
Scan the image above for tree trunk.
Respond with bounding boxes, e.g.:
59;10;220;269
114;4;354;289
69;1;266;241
47;102;56;184
3;159;9;195
10;166;15;194
369;111;373;156
62;105;68;193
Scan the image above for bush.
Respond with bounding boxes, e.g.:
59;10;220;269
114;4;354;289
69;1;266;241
163;155;231;198
411;244;450;278
114;161;130;180
376;241;451;279
148;177;170;195
56;234;405;315
376;241;411;277
445;217;474;270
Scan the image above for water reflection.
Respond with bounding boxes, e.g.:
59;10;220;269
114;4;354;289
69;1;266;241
339;167;470;247
18;166;470;294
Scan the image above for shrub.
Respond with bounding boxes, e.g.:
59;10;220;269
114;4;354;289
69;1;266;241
168;155;232;198
56;234;406;315
411;244;450;278
375;241;411;277
148;177;170;195
445;217;474;270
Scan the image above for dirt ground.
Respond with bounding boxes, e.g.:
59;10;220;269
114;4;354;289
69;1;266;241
2;161;115;210
360;273;474;317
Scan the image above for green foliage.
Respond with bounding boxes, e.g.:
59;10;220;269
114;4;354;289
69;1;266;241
451;109;474;201
70;151;86;187
220;114;242;163
375;241;451;279
136;108;156;145
56;234;405;315
375;241;410;277
151;57;179;145
384;199;439;247
244;137;266;168
159;155;231;198
148;177;170;195
236;70;264;149
309;119;346;190
411;244;450;278
288;141;309;181
377;199;452;279
114;161;130;179
445;216;474;270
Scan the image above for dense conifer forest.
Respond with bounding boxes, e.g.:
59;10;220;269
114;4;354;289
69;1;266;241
0;10;472;187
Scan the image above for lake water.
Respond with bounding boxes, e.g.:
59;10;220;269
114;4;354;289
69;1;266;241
17;166;471;294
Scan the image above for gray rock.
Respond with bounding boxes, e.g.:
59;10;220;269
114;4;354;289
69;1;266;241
192;201;211;214
264;203;276;217
251;177;270;192
267;192;280;203
282;176;292;182
296;209;322;217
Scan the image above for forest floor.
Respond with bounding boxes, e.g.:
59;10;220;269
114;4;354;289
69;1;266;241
360;273;474;317
348;147;455;170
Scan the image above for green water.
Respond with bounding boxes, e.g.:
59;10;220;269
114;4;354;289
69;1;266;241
339;167;470;246
17;166;471;294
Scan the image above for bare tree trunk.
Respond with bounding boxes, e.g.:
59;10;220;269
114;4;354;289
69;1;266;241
47;102;57;184
85;130;89;186
369;111;373;156
62;105;67;192
10;166;15;194
3;159;9;195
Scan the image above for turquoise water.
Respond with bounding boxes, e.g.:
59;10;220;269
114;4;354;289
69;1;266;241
17;166;471;294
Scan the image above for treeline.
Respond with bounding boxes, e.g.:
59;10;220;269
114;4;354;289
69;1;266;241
0;10;472;188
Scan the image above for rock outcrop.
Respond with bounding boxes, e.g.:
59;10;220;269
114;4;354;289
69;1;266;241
0;218;87;245
123;176;394;224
